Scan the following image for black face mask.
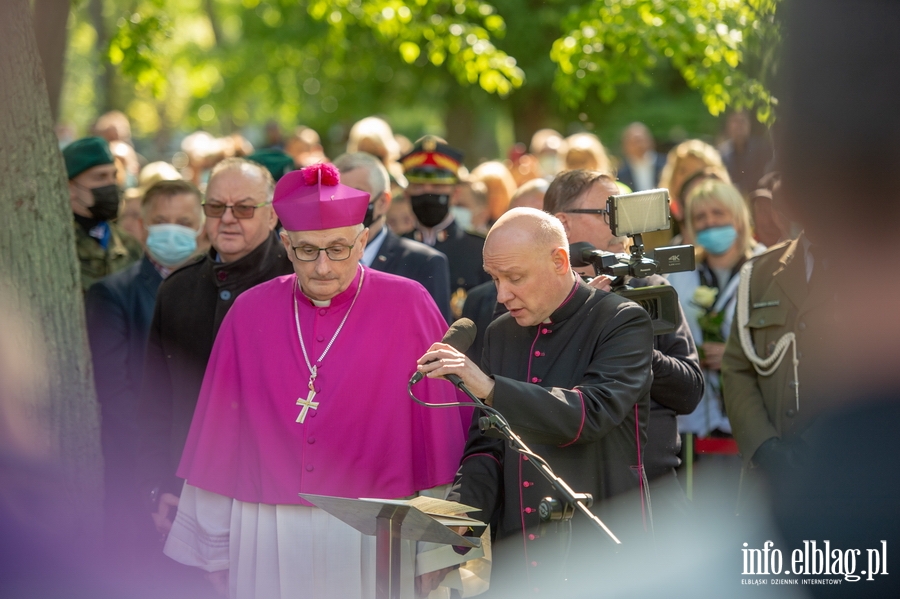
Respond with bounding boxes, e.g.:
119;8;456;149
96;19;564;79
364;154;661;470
85;184;121;221
410;193;450;228
362;195;384;229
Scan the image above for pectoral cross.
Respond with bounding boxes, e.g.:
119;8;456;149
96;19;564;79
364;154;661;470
296;365;319;424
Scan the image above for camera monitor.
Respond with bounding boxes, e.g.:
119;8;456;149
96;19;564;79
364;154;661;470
607;188;671;238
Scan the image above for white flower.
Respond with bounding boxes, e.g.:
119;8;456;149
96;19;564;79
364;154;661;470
692;285;719;309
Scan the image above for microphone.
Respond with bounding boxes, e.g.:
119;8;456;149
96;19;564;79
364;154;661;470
410;318;477;386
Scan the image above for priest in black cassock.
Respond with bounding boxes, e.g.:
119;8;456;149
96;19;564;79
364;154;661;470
417;207;654;597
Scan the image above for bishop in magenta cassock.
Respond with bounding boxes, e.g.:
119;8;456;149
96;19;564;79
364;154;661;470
163;163;472;599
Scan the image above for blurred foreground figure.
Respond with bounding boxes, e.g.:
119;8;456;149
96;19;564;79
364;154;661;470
417;208;653;596
165;164;470;598
86;180;204;561
731;1;900;597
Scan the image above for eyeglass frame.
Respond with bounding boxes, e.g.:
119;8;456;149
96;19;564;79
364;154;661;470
563;208;609;224
201;200;271;219
289;230;365;262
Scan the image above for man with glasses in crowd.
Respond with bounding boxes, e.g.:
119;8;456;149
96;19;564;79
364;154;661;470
138;158;293;547
163;163;470;598
545;170;702;525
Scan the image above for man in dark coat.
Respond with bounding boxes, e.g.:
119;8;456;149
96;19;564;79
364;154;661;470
333;151;452;321
545;170;703;487
402;135;491;317
138;158;293;538
417;208;654;596
86;179;204;558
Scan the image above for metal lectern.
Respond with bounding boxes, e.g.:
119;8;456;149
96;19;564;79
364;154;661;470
300;494;482;599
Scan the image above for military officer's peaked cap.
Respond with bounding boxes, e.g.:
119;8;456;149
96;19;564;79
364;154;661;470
400;135;464;185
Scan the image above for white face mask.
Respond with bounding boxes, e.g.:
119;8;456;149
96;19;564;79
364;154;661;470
146;223;200;267
450;206;473;231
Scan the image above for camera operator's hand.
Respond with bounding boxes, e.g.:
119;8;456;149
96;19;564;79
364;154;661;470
700;341;726;371
586;274;615;293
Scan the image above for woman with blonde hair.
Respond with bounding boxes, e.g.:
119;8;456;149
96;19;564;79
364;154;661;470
639;139;731;251
667;179;765;443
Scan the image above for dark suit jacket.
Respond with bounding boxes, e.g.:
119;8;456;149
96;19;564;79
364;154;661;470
617;152;666;191
85;256;163;497
369;229;452;322
461;280;505;363
409;220;491;295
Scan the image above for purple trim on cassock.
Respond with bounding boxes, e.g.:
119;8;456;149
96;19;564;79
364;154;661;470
558;389;586;448
549;278;580;321
462;452;501;468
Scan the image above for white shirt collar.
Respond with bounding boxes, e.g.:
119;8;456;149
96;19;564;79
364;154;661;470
361;226;388;267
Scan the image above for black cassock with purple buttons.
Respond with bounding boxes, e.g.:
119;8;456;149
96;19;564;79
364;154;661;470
450;280;654;595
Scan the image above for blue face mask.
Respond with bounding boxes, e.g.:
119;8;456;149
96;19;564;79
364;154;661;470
146;223;199;267
696;224;737;255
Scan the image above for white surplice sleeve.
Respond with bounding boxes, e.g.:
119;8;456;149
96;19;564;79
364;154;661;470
163;482;232;572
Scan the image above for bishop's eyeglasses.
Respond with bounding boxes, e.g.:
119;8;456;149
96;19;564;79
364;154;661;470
291;230;364;262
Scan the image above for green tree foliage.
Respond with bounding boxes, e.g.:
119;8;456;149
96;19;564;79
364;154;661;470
551;0;780;125
101;0;523;135
61;0;780;157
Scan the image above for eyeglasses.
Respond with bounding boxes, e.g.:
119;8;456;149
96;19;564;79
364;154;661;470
564;208;609;223
291;231;364;262
202;201;270;219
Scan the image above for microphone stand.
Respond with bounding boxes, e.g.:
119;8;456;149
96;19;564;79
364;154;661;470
409;378;622;545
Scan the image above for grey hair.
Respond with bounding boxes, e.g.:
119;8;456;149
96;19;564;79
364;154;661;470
332;152;390;198
209;157;276;203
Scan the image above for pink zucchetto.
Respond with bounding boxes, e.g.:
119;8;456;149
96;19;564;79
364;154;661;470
273;163;370;231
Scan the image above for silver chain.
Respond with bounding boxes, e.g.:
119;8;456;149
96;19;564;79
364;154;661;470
293;266;366;380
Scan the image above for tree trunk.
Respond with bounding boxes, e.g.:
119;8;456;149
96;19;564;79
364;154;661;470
205;0;222;46
0;0;104;545
32;0;71;122
89;0;113;114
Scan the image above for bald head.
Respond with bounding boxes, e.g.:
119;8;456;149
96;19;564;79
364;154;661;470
484;208;574;327
486;207;568;254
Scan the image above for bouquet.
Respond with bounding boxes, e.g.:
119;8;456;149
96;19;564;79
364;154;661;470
692;285;725;345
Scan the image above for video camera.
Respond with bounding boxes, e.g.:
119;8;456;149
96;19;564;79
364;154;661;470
570;188;694;335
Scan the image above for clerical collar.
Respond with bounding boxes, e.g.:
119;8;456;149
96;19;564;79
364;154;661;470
547;276;589;324
362;226;388;267
295;264;365;309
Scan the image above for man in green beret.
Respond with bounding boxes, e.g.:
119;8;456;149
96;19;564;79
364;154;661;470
64;136;142;291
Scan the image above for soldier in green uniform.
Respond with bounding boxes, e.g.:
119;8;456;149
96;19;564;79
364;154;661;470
64;137;142;291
